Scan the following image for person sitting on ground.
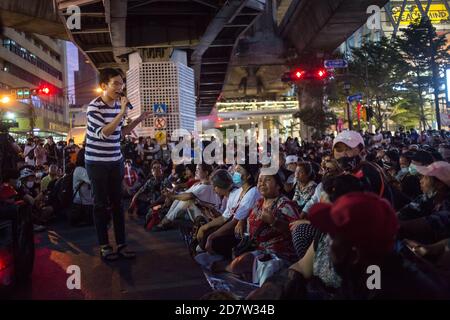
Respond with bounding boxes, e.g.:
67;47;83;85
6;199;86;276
305;193;448;299
40;164;59;193
381;149;400;187
400;150;434;201
289;167;344;261
397;161;450;244
292;162;317;212
197;164;260;260
438;144;450;162
332;130;403;209
154;164;221;231
284;155;298;192
173;163;198;192
395;152;412;182
122;159;142;198
405;238;450;280
226;170;300;282
284;174;364;299
249;193;449;300
129;160;167;217
71;149;94;226
18;168;50;232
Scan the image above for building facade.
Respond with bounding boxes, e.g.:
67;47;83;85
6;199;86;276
0;27;69;141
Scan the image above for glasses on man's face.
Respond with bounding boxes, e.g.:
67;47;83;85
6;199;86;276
109;81;125;88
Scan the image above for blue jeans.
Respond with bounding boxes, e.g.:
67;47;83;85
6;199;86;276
86;161;125;246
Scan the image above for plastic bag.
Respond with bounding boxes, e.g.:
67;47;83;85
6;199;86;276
252;253;284;286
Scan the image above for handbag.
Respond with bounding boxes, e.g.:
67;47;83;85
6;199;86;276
232;234;258;259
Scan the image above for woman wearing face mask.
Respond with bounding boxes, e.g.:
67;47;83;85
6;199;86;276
398;161;450;221
399;150;434;201
397;162;450;244
196;165;260;258
17;169;49;232
396;154;412;181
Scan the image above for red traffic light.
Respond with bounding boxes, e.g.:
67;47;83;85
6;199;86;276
293;69;305;80
31;85;57;96
41;87;50;95
38;85;53;95
316;69;327;79
282;68;329;82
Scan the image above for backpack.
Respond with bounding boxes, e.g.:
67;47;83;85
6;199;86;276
53;173;74;210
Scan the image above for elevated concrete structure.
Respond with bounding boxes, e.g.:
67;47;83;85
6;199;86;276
3;0;389;117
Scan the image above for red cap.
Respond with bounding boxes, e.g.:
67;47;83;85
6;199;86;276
309;192;399;255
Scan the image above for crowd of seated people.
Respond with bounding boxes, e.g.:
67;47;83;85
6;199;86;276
141;129;450;300
2;128;450;300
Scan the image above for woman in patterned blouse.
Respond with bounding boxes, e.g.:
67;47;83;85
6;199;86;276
293;162;318;212
227;170;301;280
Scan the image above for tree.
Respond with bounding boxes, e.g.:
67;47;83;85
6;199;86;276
294;106;336;139
347;36;408;130
389;92;422;129
395;18;450;130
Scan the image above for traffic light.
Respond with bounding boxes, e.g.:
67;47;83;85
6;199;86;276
361;106;367;122
31;85;54;96
10;87;31;100
316;68;327;80
38;85;52;96
282;68;329;82
356;103;362;120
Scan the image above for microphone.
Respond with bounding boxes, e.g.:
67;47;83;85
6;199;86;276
119;92;134;110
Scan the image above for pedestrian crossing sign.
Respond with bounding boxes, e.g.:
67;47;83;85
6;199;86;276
153;103;167;114
155;130;167;144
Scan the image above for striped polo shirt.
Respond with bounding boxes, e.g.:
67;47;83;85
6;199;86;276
85;96;123;164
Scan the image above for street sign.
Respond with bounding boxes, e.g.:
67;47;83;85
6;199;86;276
155;130;167;144
155;117;167;129
347;93;363;103
153;103;167;115
324;59;348;69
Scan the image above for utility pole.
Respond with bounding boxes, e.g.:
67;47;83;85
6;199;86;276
425;20;442;130
344;82;353;130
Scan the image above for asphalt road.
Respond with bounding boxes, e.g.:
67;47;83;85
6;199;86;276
11;214;212;300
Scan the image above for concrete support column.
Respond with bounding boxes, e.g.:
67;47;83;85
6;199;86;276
297;81;324;142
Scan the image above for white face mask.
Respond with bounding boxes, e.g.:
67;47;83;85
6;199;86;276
26;181;34;189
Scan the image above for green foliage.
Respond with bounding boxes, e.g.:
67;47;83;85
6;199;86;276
294;107;336;137
394;18;450;129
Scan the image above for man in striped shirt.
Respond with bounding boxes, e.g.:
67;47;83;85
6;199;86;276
86;68;150;261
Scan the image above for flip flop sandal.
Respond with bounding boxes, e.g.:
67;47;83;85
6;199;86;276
117;244;136;259
100;245;119;261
